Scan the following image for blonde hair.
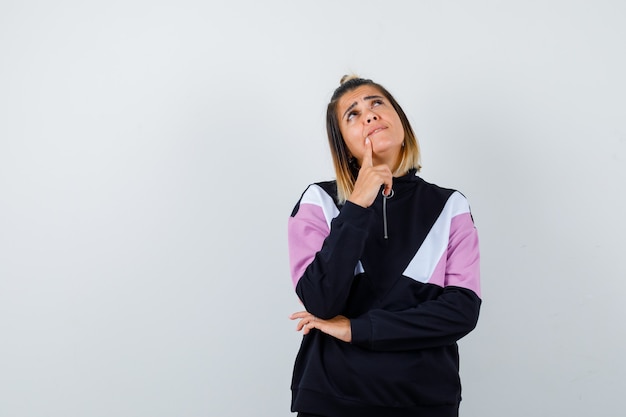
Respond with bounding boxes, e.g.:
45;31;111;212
326;75;421;204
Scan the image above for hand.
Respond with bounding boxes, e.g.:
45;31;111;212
348;137;393;208
290;311;352;343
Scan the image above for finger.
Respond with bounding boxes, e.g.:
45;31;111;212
296;320;306;331
295;315;319;332
375;166;392;197
382;178;393;197
361;137;373;168
297;319;314;332
289;311;308;320
305;317;321;333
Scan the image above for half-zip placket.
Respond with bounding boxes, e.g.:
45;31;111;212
382;188;394;239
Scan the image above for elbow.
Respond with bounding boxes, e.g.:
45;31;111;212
458;296;481;337
447;287;481;338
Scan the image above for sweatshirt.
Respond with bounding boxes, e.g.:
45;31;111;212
288;169;481;417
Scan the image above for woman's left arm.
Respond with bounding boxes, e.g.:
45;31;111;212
290;287;479;348
349;287;480;350
349;209;481;351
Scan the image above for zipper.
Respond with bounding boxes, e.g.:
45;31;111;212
382;188;394;239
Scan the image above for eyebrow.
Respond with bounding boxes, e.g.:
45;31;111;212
341;95;384;120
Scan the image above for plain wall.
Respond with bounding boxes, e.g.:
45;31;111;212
1;1;625;416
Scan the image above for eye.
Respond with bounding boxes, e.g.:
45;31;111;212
346;110;359;121
372;99;384;107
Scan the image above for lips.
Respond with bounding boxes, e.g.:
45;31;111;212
366;126;386;137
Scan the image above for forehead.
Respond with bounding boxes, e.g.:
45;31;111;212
337;85;385;111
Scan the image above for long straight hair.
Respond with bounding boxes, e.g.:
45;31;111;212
326;76;421;204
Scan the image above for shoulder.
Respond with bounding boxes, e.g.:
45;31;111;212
414;176;473;216
290;180;340;217
415;175;456;196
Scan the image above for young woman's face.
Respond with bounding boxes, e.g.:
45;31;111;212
336;85;405;169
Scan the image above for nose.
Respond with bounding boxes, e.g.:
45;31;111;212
366;113;378;123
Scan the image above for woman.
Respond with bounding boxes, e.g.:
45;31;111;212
288;75;481;417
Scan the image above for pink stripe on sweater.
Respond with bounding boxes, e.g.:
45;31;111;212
288;203;330;288
429;212;481;297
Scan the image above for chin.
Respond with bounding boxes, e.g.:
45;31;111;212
373;142;402;155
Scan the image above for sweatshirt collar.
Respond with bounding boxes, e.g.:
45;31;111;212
394;168;420;182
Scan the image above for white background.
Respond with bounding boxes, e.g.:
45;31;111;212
1;1;625;416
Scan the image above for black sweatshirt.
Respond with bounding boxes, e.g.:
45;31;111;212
288;170;481;417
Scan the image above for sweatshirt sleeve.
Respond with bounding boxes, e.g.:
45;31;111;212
351;194;481;351
288;185;372;319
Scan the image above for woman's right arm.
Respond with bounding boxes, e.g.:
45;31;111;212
290;140;390;319
288;187;372;319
